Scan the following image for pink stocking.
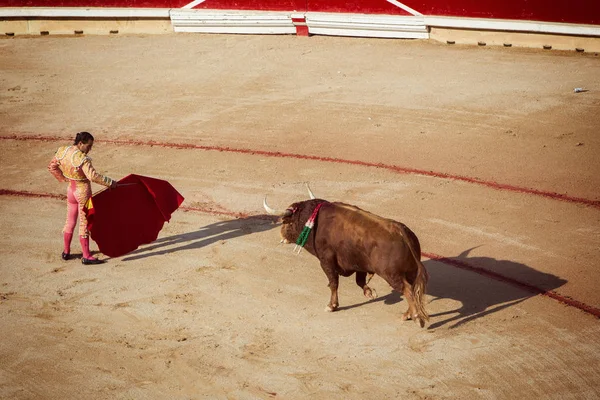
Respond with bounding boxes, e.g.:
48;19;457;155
63;232;73;254
79;236;97;260
63;182;78;254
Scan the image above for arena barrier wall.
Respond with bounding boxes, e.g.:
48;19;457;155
1;1;599;52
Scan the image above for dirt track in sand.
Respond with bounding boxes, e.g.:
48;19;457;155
1;34;599;399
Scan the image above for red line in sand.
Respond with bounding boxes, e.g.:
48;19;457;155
1;188;598;319
2;134;600;209
0;189;66;200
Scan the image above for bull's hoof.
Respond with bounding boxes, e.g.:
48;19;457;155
412;314;426;328
402;312;426;327
325;305;338;312
364;287;378;300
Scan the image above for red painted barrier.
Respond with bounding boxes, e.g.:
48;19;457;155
1;0;599;25
409;0;600;25
0;0;181;6
306;0;411;15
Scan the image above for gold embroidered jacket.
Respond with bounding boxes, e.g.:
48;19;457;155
48;145;114;187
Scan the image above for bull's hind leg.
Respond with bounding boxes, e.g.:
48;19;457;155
389;277;417;323
356;272;377;300
399;277;423;327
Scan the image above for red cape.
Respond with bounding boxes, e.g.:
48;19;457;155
84;174;184;257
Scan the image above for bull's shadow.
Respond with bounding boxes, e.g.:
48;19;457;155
339;248;567;329
117;215;279;261
423;248;567;328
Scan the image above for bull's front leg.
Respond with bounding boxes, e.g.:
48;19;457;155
356;272;377;300
320;259;340;312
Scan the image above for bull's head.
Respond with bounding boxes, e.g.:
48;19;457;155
263;183;317;244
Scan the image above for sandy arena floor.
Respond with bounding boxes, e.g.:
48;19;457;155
1;33;599;399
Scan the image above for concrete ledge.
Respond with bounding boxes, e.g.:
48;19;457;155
425;16;600;37
0;7;172;35
0;18;173;35
430;27;600;52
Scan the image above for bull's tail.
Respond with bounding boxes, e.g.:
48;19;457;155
398;225;429;327
412;258;429;327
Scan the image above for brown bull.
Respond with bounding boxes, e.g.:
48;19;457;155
264;186;429;327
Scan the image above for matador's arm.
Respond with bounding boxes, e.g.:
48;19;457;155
48;156;67;183
80;159;115;187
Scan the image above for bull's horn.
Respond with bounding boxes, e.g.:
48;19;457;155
306;183;316;200
263;196;292;217
263;196;278;215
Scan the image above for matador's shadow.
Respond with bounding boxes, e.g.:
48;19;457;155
118;214;279;262
340;247;567;329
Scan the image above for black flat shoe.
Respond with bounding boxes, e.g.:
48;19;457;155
81;257;105;265
61;252;71;261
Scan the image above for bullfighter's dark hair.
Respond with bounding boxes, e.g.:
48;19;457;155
74;131;94;145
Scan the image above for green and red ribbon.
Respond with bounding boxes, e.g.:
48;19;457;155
294;202;326;254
